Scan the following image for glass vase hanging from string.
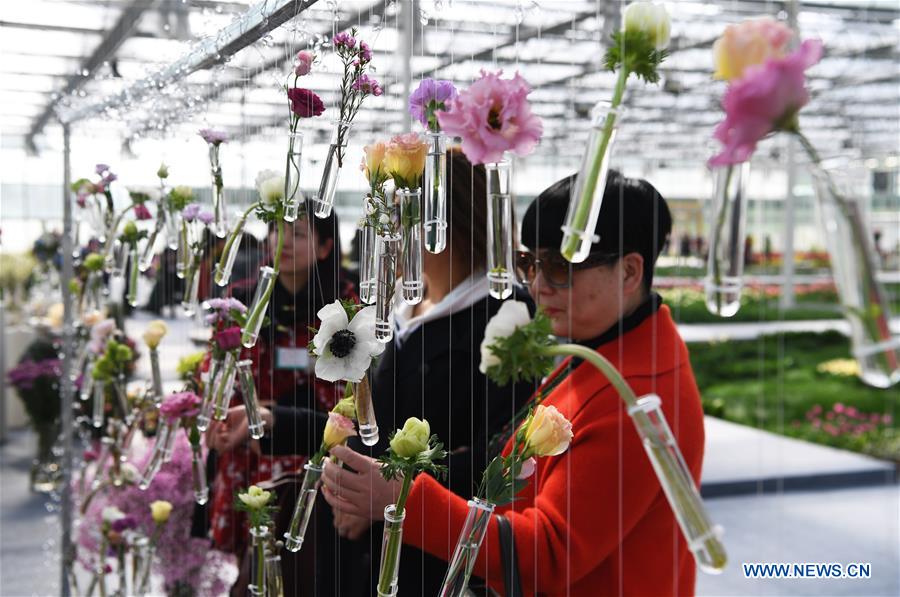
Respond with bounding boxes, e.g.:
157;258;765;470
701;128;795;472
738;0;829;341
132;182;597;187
438;498;495;597
358;213;377;305
313;120;353;219
704;162;749;317
283;461;324;552
283;131;304;222
242;266;276;348
485;159;514;300
423;132;448;253
375;233;400;343
399;188;424;304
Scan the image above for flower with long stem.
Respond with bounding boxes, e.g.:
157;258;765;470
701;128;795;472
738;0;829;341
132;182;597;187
332;28;381;166
235;485;276;595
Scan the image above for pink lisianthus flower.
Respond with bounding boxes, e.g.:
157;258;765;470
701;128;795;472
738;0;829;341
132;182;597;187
709;39;823;167
294;50;314;76
437;70;543;165
133;203;152;220
159;391;202;423
215;326;243;351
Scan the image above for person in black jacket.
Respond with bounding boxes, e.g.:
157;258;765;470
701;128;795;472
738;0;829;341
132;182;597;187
208;149;534;595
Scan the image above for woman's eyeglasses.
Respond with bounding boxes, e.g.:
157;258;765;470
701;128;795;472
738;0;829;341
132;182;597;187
514;250;620;289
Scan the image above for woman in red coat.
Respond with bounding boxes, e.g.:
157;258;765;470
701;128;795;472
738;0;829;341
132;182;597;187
321;172;705;596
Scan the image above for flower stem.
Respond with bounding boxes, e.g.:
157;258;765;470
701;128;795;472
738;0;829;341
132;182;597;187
242;218;284;341
560;66;629;261
214;202;259;280
542;344;638;408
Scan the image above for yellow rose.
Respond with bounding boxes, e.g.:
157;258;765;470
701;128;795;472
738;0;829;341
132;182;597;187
143;320;168;349
323;412;357;450
384;133;428;189
623;2;671;50
363;141;389;185
523;405;573;457
389;417;431;458
150;500;173;524
238;485;272;510
712;18;793;81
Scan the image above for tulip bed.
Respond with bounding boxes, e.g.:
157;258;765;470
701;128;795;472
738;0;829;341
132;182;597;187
690;330;900;462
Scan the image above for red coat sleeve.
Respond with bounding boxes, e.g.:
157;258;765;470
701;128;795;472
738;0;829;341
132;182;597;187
403;375;699;595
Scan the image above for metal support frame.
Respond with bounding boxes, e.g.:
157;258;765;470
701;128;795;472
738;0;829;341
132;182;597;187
60;123;75;597
25;0;156;153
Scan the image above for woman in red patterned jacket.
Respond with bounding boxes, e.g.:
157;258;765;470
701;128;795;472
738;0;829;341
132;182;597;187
207;203;354;556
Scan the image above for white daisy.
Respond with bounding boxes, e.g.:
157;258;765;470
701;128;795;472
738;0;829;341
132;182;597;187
312;301;385;382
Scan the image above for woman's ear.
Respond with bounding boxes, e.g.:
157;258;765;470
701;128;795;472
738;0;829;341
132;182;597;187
621;253;645;297
317;237;335;261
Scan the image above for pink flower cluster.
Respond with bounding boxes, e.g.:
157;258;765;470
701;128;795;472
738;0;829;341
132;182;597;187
804;403;892;438
709;39;823;166
437;70;543;165
352;74;383;96
204;297;247;325
159;391;202;423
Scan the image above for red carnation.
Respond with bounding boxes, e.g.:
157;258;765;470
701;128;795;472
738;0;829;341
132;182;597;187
287;88;325;118
215;326;242;351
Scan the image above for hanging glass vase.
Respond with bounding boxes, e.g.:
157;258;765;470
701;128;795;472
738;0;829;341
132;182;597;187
138;219;163;272
215;215;245;287
629;394;727;572
164;208;180;251
264;546;284;597
149;347;164;406
126;244;139;307
30;422;61;493
238;359;265;439
359;217;377;305
377;504;406;597
313;120;353;219
132;535;152;596
283;131;304;222
106;239;128;277
80;357;95;402
485;160;514;300
190;443;208;505
249;525;269;596
438;498;495;597
704;163;749;318
242;266;276;348
560;101;624;263
375;234;400;343
181;262;201;317
212;351;238;420
176;221;189;280
139;420;179;490
423;132;448;254
400;188;424;305
196;359;220;432
811;166;900;389
92;379;106;428
354;375;378;447
283;461;324;552
208;142;228;238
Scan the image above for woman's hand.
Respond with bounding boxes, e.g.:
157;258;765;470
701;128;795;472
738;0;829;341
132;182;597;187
206;405;272;452
321;445;402;521
333;508;373;541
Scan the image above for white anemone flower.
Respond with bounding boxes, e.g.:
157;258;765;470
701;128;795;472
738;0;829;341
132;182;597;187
479;300;532;374
255;169;285;205
312;301;385;382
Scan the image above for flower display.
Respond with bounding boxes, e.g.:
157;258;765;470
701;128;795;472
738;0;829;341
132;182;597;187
409;78;457;132
713;17;793;81
310;300;385;382
437;70;542;165
708;39;823;167
383;132;428;189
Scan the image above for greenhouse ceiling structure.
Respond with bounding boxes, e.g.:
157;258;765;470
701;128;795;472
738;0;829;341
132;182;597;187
2;0;899;169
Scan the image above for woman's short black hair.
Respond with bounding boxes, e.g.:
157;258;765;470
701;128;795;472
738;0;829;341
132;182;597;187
521;170;672;291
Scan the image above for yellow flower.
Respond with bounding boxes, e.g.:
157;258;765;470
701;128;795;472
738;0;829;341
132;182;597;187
523;405;573;457
623;1;671;50
82;309;104;327
817;358;860;378
45;303;65;329
389;417;430;458
150;500;173;524
323;412;357;451
384;133;428;189
238;485;272;510
143;320;168;349
712;17;793;81
362;141;389;186
331;395;357;420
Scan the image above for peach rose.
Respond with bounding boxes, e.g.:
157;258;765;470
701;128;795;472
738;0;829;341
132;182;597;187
384;133;428;189
523;405;573;457
713;18;793;81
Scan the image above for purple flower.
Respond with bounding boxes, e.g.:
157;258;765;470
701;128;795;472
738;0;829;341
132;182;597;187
95;164;111;175
198;128;228;145
204;297;247;325
159;391;202;423
358;40;372;63
197;211;214;225
352;74;382;97
181;203;201;222
111;515;138;533
333;31;356;49
409;79;458;131
133;203;152;220
102;172;117;185
7;359;61;391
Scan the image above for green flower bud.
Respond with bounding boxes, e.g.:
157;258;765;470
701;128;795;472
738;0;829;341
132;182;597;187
389;417;430;458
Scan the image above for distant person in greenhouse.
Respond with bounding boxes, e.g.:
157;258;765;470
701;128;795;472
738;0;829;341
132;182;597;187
320;171;707;596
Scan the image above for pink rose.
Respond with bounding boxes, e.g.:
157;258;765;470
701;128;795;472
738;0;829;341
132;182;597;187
709;39;823;167
437;70;543;165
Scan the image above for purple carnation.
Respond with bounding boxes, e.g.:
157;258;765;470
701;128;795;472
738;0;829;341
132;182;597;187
198;128;228;145
333;31;356;49
197;210;214;225
409;79;458;131
358;40;372;63
352;74;383;97
159;391;202;424
181;203;201;222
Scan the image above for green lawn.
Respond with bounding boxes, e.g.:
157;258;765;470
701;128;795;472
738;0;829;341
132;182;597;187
689;331;899;463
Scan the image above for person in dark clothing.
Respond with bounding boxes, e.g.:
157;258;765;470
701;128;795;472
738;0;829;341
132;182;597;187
208;150;535;595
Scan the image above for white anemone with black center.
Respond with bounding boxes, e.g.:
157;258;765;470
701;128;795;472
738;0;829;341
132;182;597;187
312;301;385;382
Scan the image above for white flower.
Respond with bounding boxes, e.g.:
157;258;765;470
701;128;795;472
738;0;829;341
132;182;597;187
255;169;285;205
238;485;272;510
102;506;125;523
623;1;671;50
312;301;385;382
479;300;532;374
